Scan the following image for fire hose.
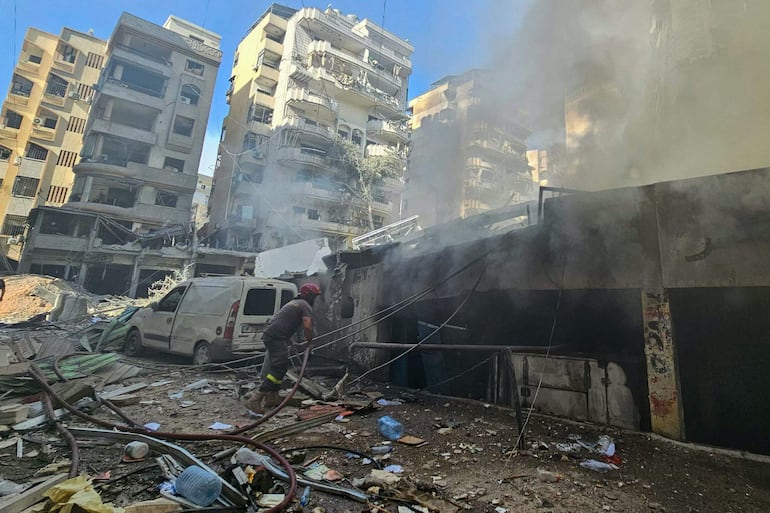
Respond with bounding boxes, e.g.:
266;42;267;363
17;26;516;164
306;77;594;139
27;352;309;512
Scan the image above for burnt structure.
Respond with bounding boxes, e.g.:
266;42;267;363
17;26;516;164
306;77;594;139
321;167;770;455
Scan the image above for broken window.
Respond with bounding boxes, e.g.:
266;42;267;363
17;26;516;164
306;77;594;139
351;129;363;146
155;190;178;208
173;116;195;137
307;209;320;220
46;74;68;97
11;74;33;97
12;176;40;197
2;215;27;236
185;60;204;76
26;143;48;161
156;286;186;312
57;43;77;63
249;104;273;125
110;100;157;131
89;179;137;208
163;157;185;173
180;84;200;106
99;136;151;166
110;63;166;97
244;288;276;316
0;146;11;161
5;110;22;129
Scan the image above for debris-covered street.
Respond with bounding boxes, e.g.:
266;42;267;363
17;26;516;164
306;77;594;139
2;333;770;513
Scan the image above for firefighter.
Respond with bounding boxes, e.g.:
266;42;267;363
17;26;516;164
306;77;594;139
244;283;321;413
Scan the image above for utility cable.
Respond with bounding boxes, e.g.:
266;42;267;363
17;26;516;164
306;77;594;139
27;362;298;513
350;264;487;385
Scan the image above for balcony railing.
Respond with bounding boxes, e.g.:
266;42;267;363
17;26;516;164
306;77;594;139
280;117;335;140
276;146;328;168
105;78;165;98
366;119;408;141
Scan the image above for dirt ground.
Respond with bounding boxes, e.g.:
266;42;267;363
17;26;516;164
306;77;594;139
0;275;61;323
3;354;770;513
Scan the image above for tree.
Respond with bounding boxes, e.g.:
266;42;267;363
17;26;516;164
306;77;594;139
331;137;404;230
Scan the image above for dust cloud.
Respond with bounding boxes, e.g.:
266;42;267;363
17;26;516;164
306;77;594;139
482;0;770;190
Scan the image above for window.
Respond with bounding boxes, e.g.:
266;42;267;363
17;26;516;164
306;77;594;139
163;157;185;173
0;147;11;161
57;150;78;167
46;185;69;204
85;52;104;69
2;215;27;236
180;84;200;105
188;35;204;43
172;116;194;137
57;44;77;64
185;60;204;76
243;288;276;316
26;143;48;161
11;74;32;97
42;116;57;129
307;209;320;220
280;289;294;307
45;74;68;97
249;105;273;125
12;176;40;197
5;110;22;129
157;286;186;312
28;54;42;64
66;116;86;134
155;190;178;208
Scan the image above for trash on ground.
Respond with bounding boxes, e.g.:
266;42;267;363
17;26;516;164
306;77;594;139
143;422;160;431
580;459;620;472
45;475;124;513
378;415;404;441
207;422;233;430
174;465;222;507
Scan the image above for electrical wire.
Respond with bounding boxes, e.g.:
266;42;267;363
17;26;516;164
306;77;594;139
350;264;487;385
27;362;298;513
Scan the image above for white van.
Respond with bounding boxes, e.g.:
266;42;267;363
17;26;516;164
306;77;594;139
124;277;297;365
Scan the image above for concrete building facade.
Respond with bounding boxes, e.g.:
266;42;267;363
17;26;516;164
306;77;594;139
405;70;532;228
0;27;106;263
19;13;225;296
207;4;413;252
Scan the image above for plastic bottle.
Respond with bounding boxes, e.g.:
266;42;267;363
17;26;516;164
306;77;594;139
377;415;404;441
175;465;222;507
300;486;311;506
370;445;393;455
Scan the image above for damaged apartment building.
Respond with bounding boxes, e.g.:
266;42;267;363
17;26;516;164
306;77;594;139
405;69;535;227
321;166;770;457
0;27;106;266
19;13;227;296
206;4;413;252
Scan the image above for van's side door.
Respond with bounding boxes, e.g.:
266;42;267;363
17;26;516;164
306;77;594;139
142;286;187;350
233;287;277;352
171;283;237;356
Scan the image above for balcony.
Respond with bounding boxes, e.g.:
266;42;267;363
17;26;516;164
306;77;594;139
365;144;406;161
381;176;404;191
166;132;194;153
9;91;31;107
111;46;173;77
468;138;523;161
16;59;41;75
285;87;336;120
99;79;165;110
19;157;46;179
31;124;56;141
252;90;275;109
308;40;402;91
91;117;157;145
255;64;280;85
0;124;19;139
280;117;335;141
276;146;328;168
367;119;407;143
248;119;272;136
239;147;268;166
52;57;76;75
295;216;368;237
31;233;88;252
262;37;283;57
292;181;345;203
73;161;197;191
0;161;9;180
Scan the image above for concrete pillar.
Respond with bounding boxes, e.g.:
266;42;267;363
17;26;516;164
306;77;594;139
77;263;87;287
81;176;94;203
641;290;684;440
638;185;685;440
128;256;141;298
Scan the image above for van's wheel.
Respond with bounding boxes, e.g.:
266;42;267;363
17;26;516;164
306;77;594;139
124;330;143;356
193;342;211;366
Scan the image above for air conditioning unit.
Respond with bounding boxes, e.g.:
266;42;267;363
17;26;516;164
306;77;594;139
33;117;42;125
7;236;20;245
179;96;191;104
85;97;92;105
68;91;80;100
14;156;22;165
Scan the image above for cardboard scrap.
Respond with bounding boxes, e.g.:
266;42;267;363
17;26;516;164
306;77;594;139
398;435;427;446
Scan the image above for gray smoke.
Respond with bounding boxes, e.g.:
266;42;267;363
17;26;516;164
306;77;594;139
482;0;770;190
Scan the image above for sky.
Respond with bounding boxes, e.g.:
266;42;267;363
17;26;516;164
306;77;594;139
0;0;530;176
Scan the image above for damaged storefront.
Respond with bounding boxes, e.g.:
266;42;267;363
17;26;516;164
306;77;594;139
320;167;770;456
